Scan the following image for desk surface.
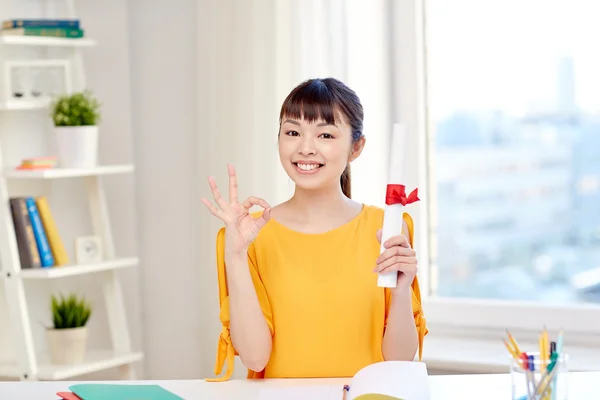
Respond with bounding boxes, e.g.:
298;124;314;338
1;372;599;399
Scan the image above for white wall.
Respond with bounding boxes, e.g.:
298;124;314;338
75;0;143;380
128;0;206;380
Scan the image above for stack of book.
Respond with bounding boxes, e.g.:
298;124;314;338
16;156;58;170
0;18;84;39
9;196;69;269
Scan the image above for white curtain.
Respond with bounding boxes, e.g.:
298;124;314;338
197;0;403;378
199;0;394;208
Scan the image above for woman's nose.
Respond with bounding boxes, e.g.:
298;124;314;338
298;136;317;155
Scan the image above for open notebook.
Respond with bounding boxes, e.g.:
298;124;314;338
257;361;430;400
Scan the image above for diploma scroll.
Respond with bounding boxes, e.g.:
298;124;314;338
377;123;420;288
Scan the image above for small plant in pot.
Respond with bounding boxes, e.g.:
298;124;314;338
50;90;101;169
46;293;92;365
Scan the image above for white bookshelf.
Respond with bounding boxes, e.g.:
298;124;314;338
0;35;96;47
17;257;139;279
0;2;142;382
0;98;51;111
0;350;143;380
3;165;135;179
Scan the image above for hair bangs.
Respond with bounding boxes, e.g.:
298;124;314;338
279;80;342;126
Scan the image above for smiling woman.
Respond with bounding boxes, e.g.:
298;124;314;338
277;78;366;199
201;77;427;382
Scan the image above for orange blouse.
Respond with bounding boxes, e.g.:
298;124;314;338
207;205;428;381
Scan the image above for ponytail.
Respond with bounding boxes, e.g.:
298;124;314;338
341;164;351;198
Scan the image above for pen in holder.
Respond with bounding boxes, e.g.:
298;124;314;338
509;351;569;400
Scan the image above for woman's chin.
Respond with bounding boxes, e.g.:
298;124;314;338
289;176;339;192
282;165;343;192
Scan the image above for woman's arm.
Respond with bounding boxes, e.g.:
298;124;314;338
225;249;272;371
381;288;419;360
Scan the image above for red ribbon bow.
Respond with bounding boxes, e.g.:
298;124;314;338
385;184;420;206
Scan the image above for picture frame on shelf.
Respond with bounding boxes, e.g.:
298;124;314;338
74;235;103;264
2;59;72;108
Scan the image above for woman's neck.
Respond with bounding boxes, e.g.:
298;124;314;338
275;184;363;232
290;185;348;214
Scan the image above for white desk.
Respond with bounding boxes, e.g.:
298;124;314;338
0;372;598;399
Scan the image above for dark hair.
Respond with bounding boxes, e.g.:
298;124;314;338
278;78;364;198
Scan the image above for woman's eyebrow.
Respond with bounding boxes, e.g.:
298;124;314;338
282;119;338;128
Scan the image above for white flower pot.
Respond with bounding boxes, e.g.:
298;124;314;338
54;125;99;168
46;326;88;365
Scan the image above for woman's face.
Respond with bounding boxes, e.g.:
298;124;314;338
278;113;362;192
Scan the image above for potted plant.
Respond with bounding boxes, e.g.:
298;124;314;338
50;90;101;168
46;293;92;365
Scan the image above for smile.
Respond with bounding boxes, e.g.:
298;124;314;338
293;162;324;174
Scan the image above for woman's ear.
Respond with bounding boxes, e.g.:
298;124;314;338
349;136;366;162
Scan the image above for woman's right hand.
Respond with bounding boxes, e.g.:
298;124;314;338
201;164;272;255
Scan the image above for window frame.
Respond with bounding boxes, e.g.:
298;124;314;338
393;0;600;340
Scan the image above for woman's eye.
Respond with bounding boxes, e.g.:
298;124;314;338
320;133;333;139
286;130;299;136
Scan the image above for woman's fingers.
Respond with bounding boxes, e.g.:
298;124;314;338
376;245;415;265
241;196;271;210
374;255;418;274
261;207;272;222
208;176;229;210
241;196;272;229
383;234;410;249
227;164;239;204
201;198;224;220
204;167;272;232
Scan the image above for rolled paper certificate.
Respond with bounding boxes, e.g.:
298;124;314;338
377;123;420;288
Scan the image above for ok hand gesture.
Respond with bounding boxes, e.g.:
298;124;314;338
201;164;272;254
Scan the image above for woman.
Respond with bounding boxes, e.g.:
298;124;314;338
202;78;427;381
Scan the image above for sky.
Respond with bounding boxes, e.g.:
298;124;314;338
426;0;600;118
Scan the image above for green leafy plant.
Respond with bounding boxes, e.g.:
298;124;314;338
51;293;92;329
50;90;101;126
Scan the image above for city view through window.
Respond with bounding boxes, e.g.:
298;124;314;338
427;0;600;303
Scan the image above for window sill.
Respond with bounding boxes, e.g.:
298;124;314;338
422;335;600;373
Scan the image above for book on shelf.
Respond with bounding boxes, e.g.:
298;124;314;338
9;196;69;269
16;156;57;170
9;197;41;268
1;18;84;38
2;19;80;29
0;27;84;38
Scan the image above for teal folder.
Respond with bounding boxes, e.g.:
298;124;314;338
68;384;184;400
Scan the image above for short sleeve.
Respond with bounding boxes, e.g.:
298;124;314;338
205;228;274;382
384;213;428;361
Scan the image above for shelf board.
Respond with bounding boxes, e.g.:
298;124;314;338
0;98;51;111
18;257;139;279
0;35;96;47
3;164;134;179
0;350;143;380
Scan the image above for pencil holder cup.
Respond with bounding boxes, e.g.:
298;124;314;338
510;352;568;400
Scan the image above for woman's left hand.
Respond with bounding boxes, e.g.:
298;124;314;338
374;229;418;293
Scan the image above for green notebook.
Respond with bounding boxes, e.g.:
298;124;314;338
69;384;184;400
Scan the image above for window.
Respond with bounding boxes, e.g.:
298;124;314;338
398;0;600;335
